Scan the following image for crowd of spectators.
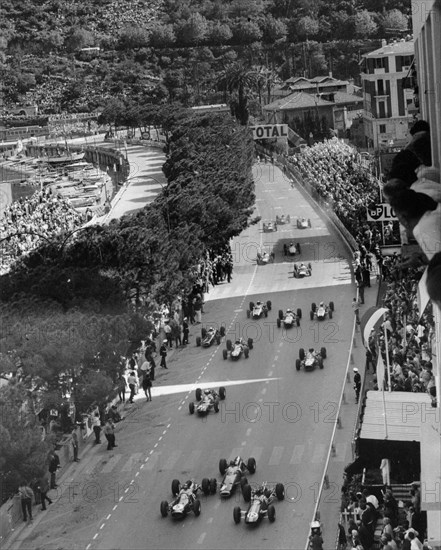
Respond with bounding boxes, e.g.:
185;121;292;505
0;189;83;275
91;0;164;32
290;138;389;239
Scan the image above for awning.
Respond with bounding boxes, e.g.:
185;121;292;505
359;391;435;442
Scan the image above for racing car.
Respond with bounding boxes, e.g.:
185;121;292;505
297;217;312;229
218;455;256;497
277;308;301;328
247;300;272;319
256;251;275;265
196;326;226;347
160;480;205;519
293;262;312;278
233;482;285;525
263;221;277;232
296;347;327;371
276;214;290;225
189;387;226;415
223;338;253;360
287;242;301;256
310;301;334;320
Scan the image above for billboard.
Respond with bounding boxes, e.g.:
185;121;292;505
251;124;288;140
366;203;398;222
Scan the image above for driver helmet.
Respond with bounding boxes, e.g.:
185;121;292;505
256;301;261;305
286;308;292;313
320;302;324;307
300;262;305;267
235;340;240;344
204;389;210;395
290;241;293;245
233;456;241;466
209;326;213;331
183;480;192;490
309;348;314;353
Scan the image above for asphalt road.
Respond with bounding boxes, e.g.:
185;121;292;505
15;162;356;550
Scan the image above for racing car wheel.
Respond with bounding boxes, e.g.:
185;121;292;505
160;500;169;517
320;347;327;359
171;479;180;496
268;505;276;522
242;484;252;503
233;506;241;524
296;359;301;371
219;458;228;476
299;348;305;360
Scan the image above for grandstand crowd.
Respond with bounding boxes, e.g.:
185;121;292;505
0;189;83;275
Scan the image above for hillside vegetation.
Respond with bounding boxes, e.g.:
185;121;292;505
0;0;411;113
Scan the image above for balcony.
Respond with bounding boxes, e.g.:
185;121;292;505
374;68;386;74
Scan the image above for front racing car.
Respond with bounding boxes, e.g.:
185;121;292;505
218;456;256;497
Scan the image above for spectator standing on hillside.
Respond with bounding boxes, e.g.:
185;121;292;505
160;340;168;369
142;368;152;401
127;371;138;404
358;280;365;304
48;451;60;489
352;297;361;324
71;428;80;462
353;368;362;403
117;374;126;403
164;321;173;348
91;411;101;444
103;419;117;450
37;474;52;511
182;317;189;345
18;483;34;522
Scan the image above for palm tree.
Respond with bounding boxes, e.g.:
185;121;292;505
217;62;258;125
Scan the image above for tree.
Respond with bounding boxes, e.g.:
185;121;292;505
379;9;408;34
351;10;378;38
118;26;150;50
296;15;320;39
207;21;233;45
0;383;52;504
148;23;176;48
64;28;94;53
217;63;258;125
175;13;209;45
231;20;263;44
262;15;288;43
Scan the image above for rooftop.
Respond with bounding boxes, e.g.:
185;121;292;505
264;92;334;111
364;39;414;58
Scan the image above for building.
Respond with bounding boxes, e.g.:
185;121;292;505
411;2;441;548
361;37;415;151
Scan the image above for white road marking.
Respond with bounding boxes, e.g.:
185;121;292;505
93;534;98;540
246;428;252;437
290;445;305;465
197;533;206;544
101;454;122;474
113;505;118;511
268;370;273;376
207;517;213;524
268;446;284;466
121;453;143;472
274;355;279;361
311;444;326;464
261;387;267;394
100;523;105;530
106;514;111;520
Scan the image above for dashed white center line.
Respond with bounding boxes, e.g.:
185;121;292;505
262;387;267;394
106;514;111;520
93;534;98;540
268;370;273;376
100;523;105;530
113;505;118;511
274;355;279;361
135;471;140;477
197;533;206;544
246;428;252;436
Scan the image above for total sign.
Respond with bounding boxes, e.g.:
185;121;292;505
366;203;398;222
251;124;288;140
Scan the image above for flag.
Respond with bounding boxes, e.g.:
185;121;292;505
360;306;389;348
417;267;430;318
376;353;386;391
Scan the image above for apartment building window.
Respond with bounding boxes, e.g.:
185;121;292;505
379;124;386;134
374;57;386;69
377;79;385;95
378;100;386;118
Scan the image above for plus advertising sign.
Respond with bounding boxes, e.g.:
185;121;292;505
366;203;398;222
251;124;288;140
